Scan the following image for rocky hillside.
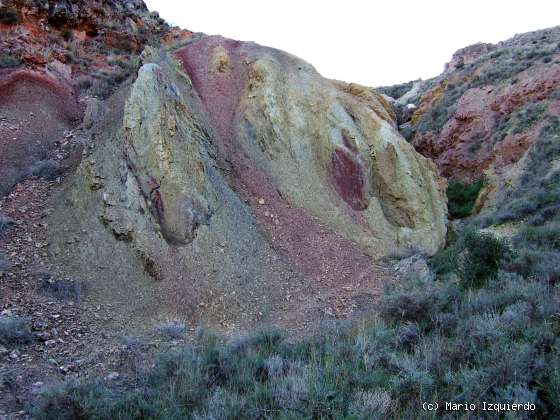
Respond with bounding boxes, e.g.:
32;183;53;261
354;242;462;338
0;3;450;414
0;0;191;196
383;26;560;188
0;0;190;94
2;2;560;418
381;25;560;298
1;0;446;359
46;36;446;334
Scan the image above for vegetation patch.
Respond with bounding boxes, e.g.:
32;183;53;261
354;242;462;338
33;221;560;419
430;229;512;289
415;82;468;135
0;316;33;346
0;7;19;25
488;118;560;225
447;179;484;219
0;53;22;69
38;275;82;302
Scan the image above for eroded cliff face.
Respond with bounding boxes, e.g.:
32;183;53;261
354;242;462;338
0;0;191;197
388;26;560;186
0;0;190;91
47;37;447;329
174;37;447;256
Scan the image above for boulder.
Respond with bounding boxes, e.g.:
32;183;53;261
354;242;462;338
393;254;434;281
123;64;218;244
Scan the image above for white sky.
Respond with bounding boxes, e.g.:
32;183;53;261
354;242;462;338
145;0;559;87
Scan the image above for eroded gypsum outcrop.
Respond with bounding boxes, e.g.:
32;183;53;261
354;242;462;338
47;54;307;330
175;36;447;256
123;63;217;244
47;37;447;330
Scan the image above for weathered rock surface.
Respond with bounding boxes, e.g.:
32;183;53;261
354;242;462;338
48;36;447;330
0;0;193;198
444;43;496;73
123;63;218;244
174;36;447;256
1;0;190;92
0;70;80;196
388;26;560;187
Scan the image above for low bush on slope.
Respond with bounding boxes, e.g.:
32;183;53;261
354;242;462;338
33;231;560;419
447;179;484;219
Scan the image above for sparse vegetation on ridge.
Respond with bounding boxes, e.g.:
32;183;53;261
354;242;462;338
377;80;415;99
484;118;560;226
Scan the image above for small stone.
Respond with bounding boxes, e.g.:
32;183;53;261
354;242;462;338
106;372;119;380
35;332;52;341
31;381;44;395
258;198;265;205
45;339;57;347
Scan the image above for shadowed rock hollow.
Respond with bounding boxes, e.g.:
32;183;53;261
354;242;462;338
47;36;447;331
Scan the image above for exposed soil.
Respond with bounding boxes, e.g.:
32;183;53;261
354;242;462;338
0;70;81;197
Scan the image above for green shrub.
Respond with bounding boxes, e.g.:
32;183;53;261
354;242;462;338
0;316;33;346
430;229;512;289
447;179;484;219
33;381;112;420
460;230;512;288
0;53;22;69
515;222;560;250
0;7;19;24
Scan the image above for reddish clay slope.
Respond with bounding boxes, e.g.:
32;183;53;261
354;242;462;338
175;38;376;288
0;70;81;196
390;26;560;183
